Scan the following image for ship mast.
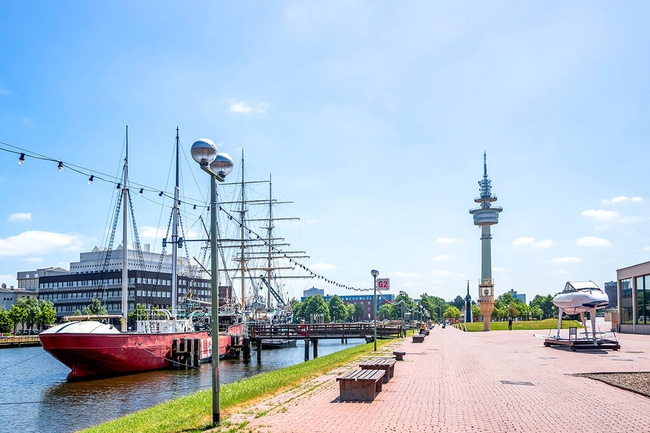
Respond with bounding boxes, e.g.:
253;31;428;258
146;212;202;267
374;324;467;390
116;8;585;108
171;128;180;320
121;126;129;332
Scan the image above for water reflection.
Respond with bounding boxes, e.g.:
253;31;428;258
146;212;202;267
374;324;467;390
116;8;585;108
1;339;363;433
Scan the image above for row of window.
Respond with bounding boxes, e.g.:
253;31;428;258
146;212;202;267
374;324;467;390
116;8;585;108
40;288;211;302
39;277;210;290
54;302;137;313
620;276;650;325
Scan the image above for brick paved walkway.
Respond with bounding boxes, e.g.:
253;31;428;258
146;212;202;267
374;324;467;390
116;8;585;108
217;325;650;432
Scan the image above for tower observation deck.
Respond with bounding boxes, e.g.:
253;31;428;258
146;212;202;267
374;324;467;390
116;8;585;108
469;152;503;226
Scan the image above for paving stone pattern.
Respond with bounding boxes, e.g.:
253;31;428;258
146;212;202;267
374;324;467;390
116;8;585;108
217;326;650;433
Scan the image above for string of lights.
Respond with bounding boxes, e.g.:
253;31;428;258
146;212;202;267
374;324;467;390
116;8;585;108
0;141;373;293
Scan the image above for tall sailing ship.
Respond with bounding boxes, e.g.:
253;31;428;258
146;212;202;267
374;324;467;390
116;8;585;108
217;150;311;347
39;129;236;380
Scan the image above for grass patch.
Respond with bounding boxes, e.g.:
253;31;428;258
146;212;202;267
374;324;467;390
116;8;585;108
462;318;582;332
80;339;394;433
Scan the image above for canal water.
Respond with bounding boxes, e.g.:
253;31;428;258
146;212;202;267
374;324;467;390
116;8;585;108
0;339;364;433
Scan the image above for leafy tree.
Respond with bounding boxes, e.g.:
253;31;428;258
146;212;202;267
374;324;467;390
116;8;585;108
292;301;304;321
36;300;56;330
471;304;482;321
8;304;27;333
129;304;148;323
84;298;108;315
294;296;330;323
443;305;461;320
491;305;507;321
74;309;82;316
496;292;516;307
530;305;543;320
0;308;13;334
419;293;449;321
16;297;39;330
328;295;347;323
354;303;366;321
345;303;355;322
530;294;556;319
378;303;392;320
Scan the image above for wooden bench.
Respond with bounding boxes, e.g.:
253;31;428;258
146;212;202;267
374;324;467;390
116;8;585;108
393;350;406;361
359;357;396;383
336;369;385;402
412;335;425;343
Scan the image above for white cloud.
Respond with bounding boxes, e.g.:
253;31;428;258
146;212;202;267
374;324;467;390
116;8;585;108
432;254;452;261
229;100;269;114
8;213;32;222
0;231;85;256
601;196;644;205
310;262;335;271
493;267;505;272
437;237;460;244
513;237;534;247
576;236;612;247
550;257;583;263
512;237;553;248
551;269;570;274
581;209;619;222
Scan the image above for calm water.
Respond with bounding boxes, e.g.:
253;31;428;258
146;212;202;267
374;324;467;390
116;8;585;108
0;339;363;433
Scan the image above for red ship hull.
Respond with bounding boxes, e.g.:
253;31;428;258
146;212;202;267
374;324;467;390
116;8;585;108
40;331;232;380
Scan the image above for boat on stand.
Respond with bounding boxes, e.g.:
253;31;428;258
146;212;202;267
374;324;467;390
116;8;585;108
40;128;239;380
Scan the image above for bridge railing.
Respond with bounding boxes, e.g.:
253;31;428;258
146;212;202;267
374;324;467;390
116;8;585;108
248;322;402;339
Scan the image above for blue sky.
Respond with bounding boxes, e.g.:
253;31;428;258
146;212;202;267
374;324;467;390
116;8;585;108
1;1;649;304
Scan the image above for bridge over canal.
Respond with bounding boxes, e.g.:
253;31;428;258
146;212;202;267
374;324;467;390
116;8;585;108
247;322;405;362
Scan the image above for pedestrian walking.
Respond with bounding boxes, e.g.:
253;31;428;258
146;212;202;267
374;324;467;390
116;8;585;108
508;317;513;330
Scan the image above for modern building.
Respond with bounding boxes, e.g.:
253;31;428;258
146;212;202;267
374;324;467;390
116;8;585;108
35;245;214;319
1;284;38;310
507;289;526;304
604;281;617;309
616;261;650;334
302;287;324;298
17;267;69;291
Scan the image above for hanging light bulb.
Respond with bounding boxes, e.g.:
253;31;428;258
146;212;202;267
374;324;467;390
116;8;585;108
138;188;143;196
193;205;196;210
57;161;64;172
88;175;94;185
18;153;25;165
116;183;121;189
159;191;163;197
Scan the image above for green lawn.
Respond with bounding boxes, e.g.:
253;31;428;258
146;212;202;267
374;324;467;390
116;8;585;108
461;318;582;332
80;338;394;433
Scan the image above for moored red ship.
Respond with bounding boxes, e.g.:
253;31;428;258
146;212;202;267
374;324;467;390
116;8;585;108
40;128;241;380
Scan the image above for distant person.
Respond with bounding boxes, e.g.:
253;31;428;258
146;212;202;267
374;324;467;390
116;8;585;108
508;317;513;330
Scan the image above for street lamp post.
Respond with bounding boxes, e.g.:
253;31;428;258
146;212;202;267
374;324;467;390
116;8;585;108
191;139;233;426
371;269;379;351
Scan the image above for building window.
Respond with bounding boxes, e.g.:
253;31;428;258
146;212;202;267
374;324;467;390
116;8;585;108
637;276;650;325
620;278;633;324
